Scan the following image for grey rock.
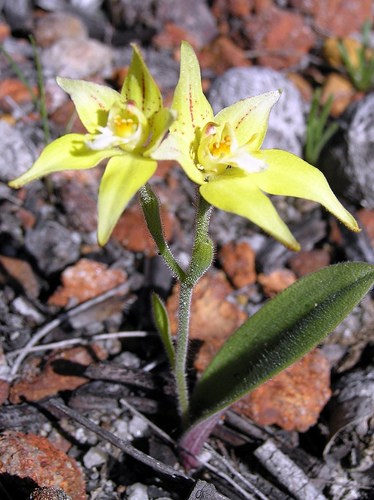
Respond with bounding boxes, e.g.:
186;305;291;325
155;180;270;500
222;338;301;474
155;0;217;47
83;446;108;469
41;37;114;78
319;93;374;208
208;66;306;156
2;0;33;31
109;0;217;47
25;220;81;274
0;122;38;183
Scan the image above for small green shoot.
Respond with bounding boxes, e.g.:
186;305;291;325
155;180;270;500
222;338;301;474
338;19;374;91
304;88;339;166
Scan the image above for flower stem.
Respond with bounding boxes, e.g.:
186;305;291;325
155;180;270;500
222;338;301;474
139;184;186;281
140;184;213;430
175;191;214;429
175;282;194;429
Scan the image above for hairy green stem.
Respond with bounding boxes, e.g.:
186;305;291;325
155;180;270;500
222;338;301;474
175;192;214;428
139;184;186;281
140;184;213;429
175;282;194;428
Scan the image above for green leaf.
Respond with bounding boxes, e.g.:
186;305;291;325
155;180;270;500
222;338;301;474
152;292;175;370
190;262;374;423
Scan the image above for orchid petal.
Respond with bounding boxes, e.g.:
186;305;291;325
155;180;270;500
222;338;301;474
146;108;177;154
251;150;360;232
121;44;162;119
227;150;267;174
200;169;300;250
8;134;120;188
151;133;205;185
57;78;121;134
170;41;214;144
98;155;157;245
214;91;281;150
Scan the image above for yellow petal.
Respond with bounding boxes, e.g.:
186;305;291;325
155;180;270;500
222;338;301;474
151;133;205;185
121;44;163;119
199;169;300;250
214;91;281;151
8;134;120;188
146;108;177;154
170;41;214;143
251;149;360;232
98;155;157;245
57;78;121;134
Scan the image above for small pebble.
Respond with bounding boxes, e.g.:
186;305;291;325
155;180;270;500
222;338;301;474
34;12;88;47
129;415;149;439
41;37;114;78
83;446;108;469
127;482;148;500
112;418;130;441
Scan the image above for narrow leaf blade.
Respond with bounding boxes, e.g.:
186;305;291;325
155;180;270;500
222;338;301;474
152;292;175;369
190;262;374;423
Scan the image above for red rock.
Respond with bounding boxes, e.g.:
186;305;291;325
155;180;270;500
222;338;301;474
257;269;297;297
154;160;176;180
59;180;98;233
357;209;374;247
166;269;247;372
227;0;253;17
0;342;9;405
112;203;174;256
218;240;256;288
286;72;314;102
211;0;254;20
48;258;127;307
320;73;358;117
244;6;316;70
152;22;199;50
289;0;371;37
0;78;38;112
0;431;86;499
198;36;251;75
34;12;88;47
9;346;106;404
253;0;273;14
50;99;86;134
16;207;36;230
0;379;9;405
0;22;11;42
0;255;40;299
288;249;330;278
52;164;102;187
231;349;331;431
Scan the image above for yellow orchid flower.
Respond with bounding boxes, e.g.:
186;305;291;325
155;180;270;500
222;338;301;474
9;44;175;245
153;41;359;250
